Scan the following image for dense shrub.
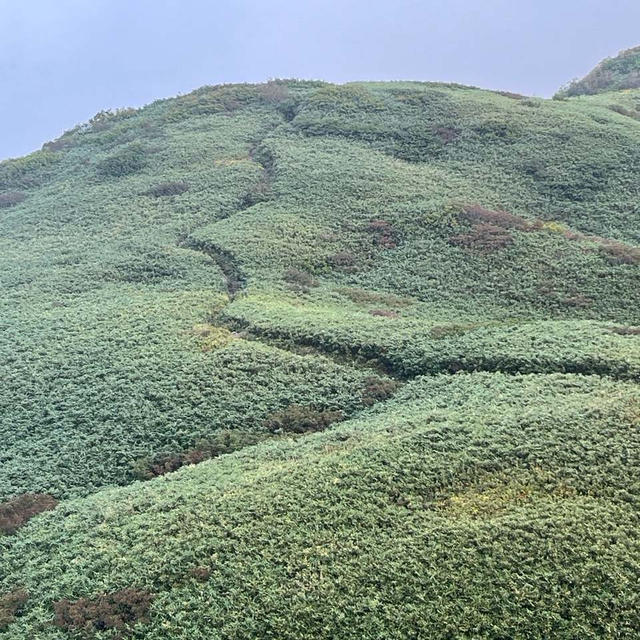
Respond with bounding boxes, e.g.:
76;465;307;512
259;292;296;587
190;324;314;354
367;219;398;248
188;567;212;582
338;288;412;307
328;251;357;268
283;268;317;290
369;309;399;318
241;177;271;208
449;223;514;252
461;205;535;231
599;240;640;265
97;144;147;177
0;493;58;534
610;326;640;336
361;376;401;406
264;405;344;434
0;589;28;630
53;589;154;634
131;430;267;480
145;181;189;197
0;191;25;209
429;325;473;339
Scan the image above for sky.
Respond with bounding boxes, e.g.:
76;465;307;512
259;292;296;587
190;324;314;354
2;0;640;160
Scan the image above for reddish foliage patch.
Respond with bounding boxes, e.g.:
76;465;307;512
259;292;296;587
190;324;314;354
610;326;640;336
328;251;357;268
599;241;640;266
283;268;318;290
461;205;536;231
449;223;514;253
131;430;264;480
264;405;344;434
434;126;460;143
369;309;399;318
0;590;29;630
53;589;154;634
367;219;398;248
362;377;401;406
0;493;58;534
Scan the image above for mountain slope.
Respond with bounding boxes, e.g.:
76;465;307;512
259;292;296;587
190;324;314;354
557;45;640;97
1;76;639;638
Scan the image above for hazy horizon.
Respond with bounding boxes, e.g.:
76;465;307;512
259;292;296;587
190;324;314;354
2;0;640;160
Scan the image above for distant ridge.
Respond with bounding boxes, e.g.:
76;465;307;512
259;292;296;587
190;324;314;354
557;45;640;96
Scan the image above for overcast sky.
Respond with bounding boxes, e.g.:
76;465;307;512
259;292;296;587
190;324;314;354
2;0;640;160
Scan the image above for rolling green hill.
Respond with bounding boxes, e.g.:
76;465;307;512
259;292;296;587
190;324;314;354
1;69;639;638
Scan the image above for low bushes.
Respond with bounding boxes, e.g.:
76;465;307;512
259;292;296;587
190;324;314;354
361;376;401;406
449;223;514;253
97;144;148;178
610;326;640;336
369;309;399;318
0;191;25;209
131;430;267;480
264;404;344;434
0;493;58;534
367;218;398;248
145;181;189;197
461;204;536;231
0;589;28;630
283;268;318;292
328;251;357;269
53;589;154;634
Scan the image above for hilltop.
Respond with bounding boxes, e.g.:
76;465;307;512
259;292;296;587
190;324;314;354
557;45;640;96
0;67;639;638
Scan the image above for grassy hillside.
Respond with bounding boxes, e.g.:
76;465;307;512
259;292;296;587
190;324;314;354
1;77;639;638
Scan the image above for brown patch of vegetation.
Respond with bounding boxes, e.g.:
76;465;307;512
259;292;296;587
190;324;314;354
145;181;189;197
188;567;212;582
328;251;357;269
283;268;318;291
461;205;536;231
434;126;459;143
0;589;29;630
561;294;593;308
338;287;412;307
53;589;154;634
367;219;398;248
599;241;640;266
264;405;344;434
610;326;640;336
0;493;58;535
560;228;640;265
131;430;265;480
369;309;399;318
0;191;26;209
609;104;640;120
257;81;290;104
449;223;514;253
362;377;401;406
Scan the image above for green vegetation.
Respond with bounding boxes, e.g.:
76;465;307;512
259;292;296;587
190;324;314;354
557;45;640;96
0;67;639;637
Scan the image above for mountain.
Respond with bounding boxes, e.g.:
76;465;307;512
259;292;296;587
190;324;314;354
1;68;639;638
557;45;640;96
